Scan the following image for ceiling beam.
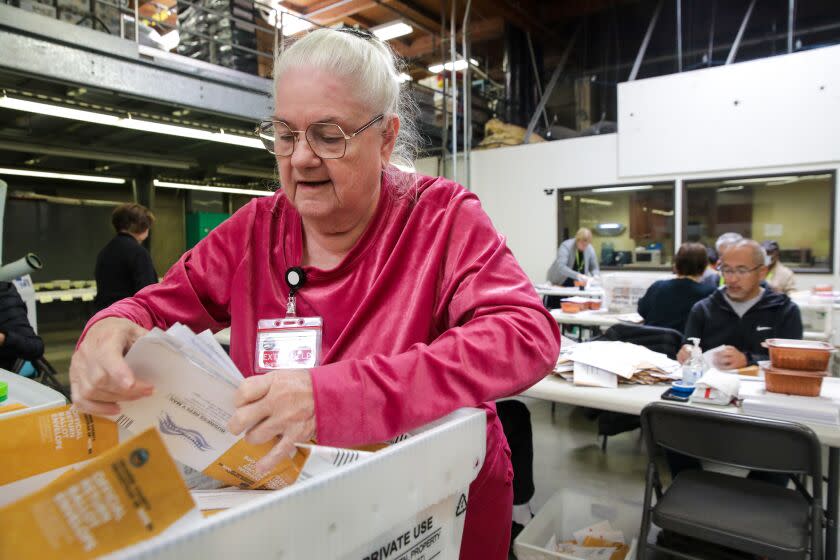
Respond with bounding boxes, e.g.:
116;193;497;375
470;0;555;40
540;0;632;21
393;16;504;59
379;0;439;34
0;137;197;169
303;0;377;23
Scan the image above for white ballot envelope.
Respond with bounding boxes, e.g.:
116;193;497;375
115;330;307;490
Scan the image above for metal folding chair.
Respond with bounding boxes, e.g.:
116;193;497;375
638;402;824;560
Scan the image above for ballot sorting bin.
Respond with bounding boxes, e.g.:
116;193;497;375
108;407;487;560
0;368;66;419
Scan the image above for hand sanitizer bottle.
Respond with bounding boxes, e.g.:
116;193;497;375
682;337;704;386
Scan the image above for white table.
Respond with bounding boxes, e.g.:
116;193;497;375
534;284;604;299
550;309;624;328
523;375;840;558
550;305;831;342
34;287;96;303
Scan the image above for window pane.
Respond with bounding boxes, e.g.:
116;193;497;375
559;183;675;270
685;173;834;271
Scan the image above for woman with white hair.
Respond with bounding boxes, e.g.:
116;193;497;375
69;28;560;558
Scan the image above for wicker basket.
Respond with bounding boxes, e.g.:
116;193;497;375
763;338;833;371
762;364;826;397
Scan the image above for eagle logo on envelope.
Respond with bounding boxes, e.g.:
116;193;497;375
158;413;214;452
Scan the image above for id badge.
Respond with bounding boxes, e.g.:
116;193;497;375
255;317;323;372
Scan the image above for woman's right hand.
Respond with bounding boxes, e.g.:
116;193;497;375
69;317;154;416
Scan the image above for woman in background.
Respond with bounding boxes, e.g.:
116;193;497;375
547;227;600;287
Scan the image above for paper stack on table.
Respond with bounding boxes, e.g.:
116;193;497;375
115;324;369;491
565;341;680;388
740;380;840;425
553;335;579;377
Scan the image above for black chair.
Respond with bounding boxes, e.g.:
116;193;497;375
591;324;684;451
638;402;824;560
13;356;70;399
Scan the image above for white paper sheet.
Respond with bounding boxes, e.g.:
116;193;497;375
573;362;618;388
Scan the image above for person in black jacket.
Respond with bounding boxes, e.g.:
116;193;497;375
93;203;158;313
669;239;800;488
0;281;44;371
678;239;803;369
637;242;715;333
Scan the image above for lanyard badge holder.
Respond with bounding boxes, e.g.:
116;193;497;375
254;267;323;372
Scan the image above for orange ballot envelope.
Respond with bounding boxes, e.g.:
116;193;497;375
0;405;120;505
0;427;200;559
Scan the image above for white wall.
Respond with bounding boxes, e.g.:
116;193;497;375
617;44;840;177
421;45;840;288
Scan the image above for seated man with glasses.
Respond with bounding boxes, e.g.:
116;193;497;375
669;239;801;490
677;239;802;369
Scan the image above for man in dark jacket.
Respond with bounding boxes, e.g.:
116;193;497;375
0;281;44;371
678;239;802;368
93;203;158;313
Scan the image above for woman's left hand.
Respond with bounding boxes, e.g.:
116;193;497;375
228;369;316;474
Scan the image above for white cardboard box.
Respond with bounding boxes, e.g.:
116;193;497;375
107;407;487;559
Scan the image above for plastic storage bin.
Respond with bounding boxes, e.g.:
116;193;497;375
601;273;660;314
763;339;833;371
760;362;827;397
514;488;641;560
0;368;66;418
561;297;589;313
109;407;487;560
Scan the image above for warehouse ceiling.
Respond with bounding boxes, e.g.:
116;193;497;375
1;0;839;190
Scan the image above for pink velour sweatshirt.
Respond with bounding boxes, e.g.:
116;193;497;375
83;171;560;558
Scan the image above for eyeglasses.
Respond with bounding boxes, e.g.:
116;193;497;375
719;265;763;277
255;115;384;159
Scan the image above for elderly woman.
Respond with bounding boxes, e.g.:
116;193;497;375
69;28;559;559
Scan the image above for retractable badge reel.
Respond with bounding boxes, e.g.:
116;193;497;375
254;267;323;372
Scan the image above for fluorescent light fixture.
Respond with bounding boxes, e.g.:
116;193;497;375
590;185;653;193
598;223;623;230
0;167;125;184
0;95;263;149
717;185;744;192
153;179;274;197
372;21;413;41
579;198;613;206
651;209;674;216
427;58;479;73
397;72;412;83
722;176;797;185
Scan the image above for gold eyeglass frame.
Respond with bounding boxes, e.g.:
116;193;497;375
255;114;385;159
